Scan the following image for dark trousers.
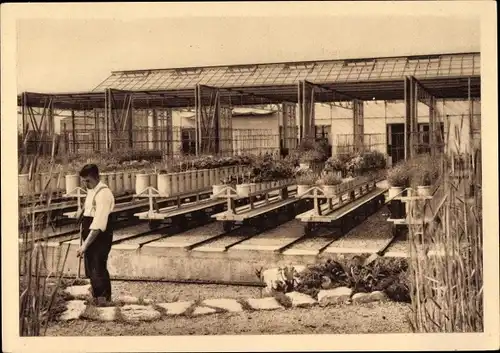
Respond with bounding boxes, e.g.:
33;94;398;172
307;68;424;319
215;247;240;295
81;217;113;300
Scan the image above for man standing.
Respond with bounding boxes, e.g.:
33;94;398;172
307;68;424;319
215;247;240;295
76;164;115;306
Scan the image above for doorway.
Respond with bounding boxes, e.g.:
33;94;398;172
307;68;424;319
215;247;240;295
387;123;405;166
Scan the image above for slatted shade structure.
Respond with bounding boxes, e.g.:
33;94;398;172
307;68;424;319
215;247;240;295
19;52;480;110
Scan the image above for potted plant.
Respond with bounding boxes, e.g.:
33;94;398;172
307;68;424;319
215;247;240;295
319;173;343;197
387;163;410;198
65;163;81;195
386;162;410;220
213;176;232;197
295;172;317;196
236;175;251;197
411;156;440;197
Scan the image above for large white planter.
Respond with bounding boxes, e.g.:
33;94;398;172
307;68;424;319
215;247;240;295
106;173;117;194
135;174;150;194
388;186;404;199
417;185;432;197
209;169;217;186
177;172;186;194
65;174;80;195
149;173;158;189
322;185;339;198
297;185;311;196
40;172;52;192
171;173;179;195
157;173;172;197
212;184;225;197
55;171;66;192
18;174;32;196
123;171;132;192
236;183;250;197
115;172;124;194
33;173;42;194
202;169;210;190
100;173;110;189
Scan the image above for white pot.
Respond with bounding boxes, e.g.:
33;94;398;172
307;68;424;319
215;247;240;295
135;173;150;194
65;174;80;195
236;183;250;197
417;185;432;197
299;163;310;169
388;186;404;199
249;183;257;194
18;174;32;196
212;184;226;197
157;173;172;197
297;185;310;196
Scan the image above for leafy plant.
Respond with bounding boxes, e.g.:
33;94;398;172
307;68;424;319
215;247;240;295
387;162;411;187
295;171;318;185
319;173;343;186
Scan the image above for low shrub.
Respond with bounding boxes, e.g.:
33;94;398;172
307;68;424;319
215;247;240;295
286;257;410;303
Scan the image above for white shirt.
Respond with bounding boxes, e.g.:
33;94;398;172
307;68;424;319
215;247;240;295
82;181;115;232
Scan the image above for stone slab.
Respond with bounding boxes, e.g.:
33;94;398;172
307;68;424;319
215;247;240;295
285;292;317;308
59;300;86;321
95;307;117;322
318;287;353;306
120;304;161;322
64;284;91;299
157;301;194;316
202;298;244;313
246;297;283;311
192;306;217;316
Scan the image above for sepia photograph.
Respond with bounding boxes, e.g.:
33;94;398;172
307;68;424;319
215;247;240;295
2;2;498;352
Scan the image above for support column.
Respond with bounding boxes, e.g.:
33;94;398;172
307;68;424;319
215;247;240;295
104;89;111;152
429;96;437;156
219;105;233;156
281;102;298;152
298;81;315;141
195;84;226;156
71;110;77;153
353;99;364;153
47;100;54;135
404;76;418;159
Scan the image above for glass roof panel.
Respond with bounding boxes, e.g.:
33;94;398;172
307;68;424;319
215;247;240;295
93;53;480;92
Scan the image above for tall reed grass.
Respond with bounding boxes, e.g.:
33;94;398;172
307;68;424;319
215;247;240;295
19;138;71;336
407;120;483;332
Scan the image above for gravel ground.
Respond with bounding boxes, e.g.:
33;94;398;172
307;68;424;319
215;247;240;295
110;280;261;302
46;301;412;336
323;206;393;251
